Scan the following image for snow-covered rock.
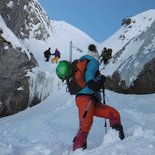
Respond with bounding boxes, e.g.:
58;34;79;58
100;9;155;94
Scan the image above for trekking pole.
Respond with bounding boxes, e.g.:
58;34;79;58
102;85;107;134
98;71;108;134
69;41;73;62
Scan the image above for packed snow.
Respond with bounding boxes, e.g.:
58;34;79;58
0;3;155;155
0;87;155;155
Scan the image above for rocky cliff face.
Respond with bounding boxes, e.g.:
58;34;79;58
0;42;37;117
105;20;155;94
0;0;55;117
106;58;155;94
0;0;53;40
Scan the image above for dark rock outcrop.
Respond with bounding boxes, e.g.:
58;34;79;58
0;0;53;117
106;58;155;94
0;43;37;117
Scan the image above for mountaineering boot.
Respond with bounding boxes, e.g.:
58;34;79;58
112;124;125;140
73;129;88;151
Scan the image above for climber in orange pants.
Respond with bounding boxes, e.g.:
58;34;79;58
76;95;121;133
72;44;125;151
56;44;125;151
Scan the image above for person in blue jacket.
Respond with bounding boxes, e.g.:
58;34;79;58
73;44;125;151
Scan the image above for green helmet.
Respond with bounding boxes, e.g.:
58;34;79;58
56;60;72;81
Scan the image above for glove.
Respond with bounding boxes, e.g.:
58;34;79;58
87;79;103;92
100;75;106;83
86;75;106;92
99;75;106;89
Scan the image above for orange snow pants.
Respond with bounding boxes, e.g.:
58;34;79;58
75;95;121;133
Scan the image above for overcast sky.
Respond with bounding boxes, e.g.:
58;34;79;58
39;0;155;43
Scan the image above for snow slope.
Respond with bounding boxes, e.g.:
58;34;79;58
100;9;155;54
23;19;96;69
0;85;155;155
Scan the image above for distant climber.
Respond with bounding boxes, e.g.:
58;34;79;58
51;48;61;63
107;48;112;59
100;47;112;65
44;47;51;62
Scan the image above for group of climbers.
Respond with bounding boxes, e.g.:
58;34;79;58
44;47;61;63
43;46;113;66
43;46;112;66
56;44;125;151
